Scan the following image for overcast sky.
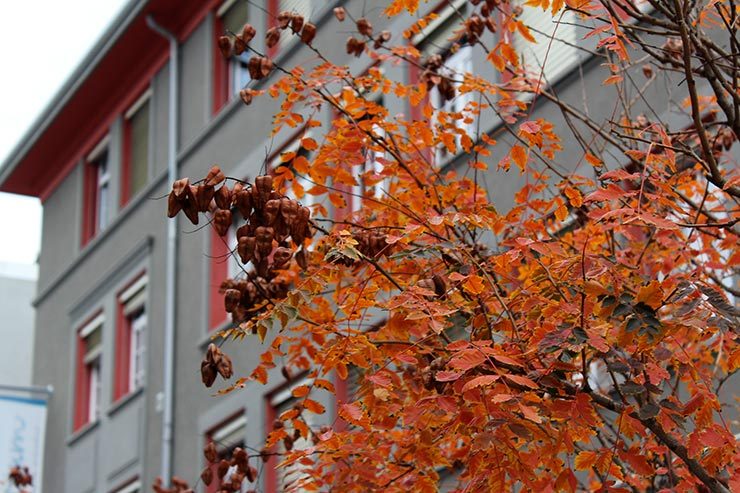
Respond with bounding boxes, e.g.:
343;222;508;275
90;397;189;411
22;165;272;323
0;0;129;267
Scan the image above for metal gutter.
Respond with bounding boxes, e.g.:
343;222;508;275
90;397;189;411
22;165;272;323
146;15;178;487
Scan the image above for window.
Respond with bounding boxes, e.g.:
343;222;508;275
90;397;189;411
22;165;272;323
81;137;110;246
206;414;247;493
113;479;141;493
350;94;388;212
269;0;314;54
121;91;151;206
268;382;317;492
214;0;250;113
74;312;103;431
512;1;578;85
114;274;147;401
415;1;475;163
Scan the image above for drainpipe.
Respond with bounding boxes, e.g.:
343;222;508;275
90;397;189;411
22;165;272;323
146;15;178;486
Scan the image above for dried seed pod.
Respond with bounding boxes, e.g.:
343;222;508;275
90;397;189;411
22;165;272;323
301;23;317;44
213;209;232;237
239;88;253;105
642;64;653;78
263;199;281;225
235;189;253;218
248;56;262;80
246;466;257;483
200;467;213;486
295;248;308;270
238;236;256;264
432;274;447;297
334;6;346;21
356;18;373;37
167;191;182;218
260;448;270;462
241;23;256;43
204;441;218;463
485;16;497;33
291;14;304;33
201;359;217;387
234;36;246;55
281;365;292;380
273;247;293;268
224;289;241;312
172;177;190;198
266;26;281;48
193;184;215;212
280;197;299;226
214;184;232;210
182;192;200;225
277;10;292;29
255;175;273;206
217;459;231;479
259;57;273;78
203;165;226;187
217;354;233;379
283;435;294;451
217;35;233;58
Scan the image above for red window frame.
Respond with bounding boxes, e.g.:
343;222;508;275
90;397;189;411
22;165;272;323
212;11;230;115
73;310;103;432
113;271;147;401
120;90;151;208
204;412;247;493
81;160;99;247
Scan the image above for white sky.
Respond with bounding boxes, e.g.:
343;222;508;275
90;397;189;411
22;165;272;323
0;0;129;266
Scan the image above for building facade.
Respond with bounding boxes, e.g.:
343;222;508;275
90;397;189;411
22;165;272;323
0;262;37;389
0;0;731;492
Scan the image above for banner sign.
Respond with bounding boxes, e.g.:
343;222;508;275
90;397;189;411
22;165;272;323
0;395;47;493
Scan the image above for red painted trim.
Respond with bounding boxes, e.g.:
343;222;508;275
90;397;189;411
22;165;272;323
212;12;230;115
81;159;98;247
266;0;280;58
113;270;146;402
73;309;102;431
209;226;230;331
334;371;349;432
264;391;278;493
38;50;168;203
121;114;133;208
179;0;220;42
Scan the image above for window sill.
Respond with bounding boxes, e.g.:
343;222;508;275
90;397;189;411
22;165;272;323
107;387;144;417
67;419;100;446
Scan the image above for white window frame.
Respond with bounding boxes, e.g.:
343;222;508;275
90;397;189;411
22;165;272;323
218;0;251;94
87;137;110;233
119;274;148;392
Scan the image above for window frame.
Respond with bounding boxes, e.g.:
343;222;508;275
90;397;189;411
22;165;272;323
81;136;111;246
267;0;315;57
120;88;152;207
114;272;148;402
74;311;104;431
213;0;251;114
205;412;248;493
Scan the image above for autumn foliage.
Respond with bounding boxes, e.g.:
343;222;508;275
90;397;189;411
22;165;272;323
165;0;738;491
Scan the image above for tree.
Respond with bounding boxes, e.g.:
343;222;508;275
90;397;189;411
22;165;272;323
163;0;738;491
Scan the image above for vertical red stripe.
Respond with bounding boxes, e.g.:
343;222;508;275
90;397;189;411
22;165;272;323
120;117;132;207
73;334;90;431
209;227;230;330
264;396;277;493
81;162;96;246
113;303;132;401
267;0;279;58
212;13;229;115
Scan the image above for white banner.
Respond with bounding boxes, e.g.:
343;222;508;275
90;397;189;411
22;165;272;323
0;395;47;493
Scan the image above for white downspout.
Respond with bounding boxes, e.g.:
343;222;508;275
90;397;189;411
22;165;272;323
146;15;178;486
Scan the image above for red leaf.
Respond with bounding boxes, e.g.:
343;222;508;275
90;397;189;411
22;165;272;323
435;371;463;382
504;374;538;389
461;375;499;392
449;350;487;372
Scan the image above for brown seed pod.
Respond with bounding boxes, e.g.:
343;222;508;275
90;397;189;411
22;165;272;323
201;360;217;387
233;36;246;55
333;6;346;21
248;56;262;80
217;459;230;479
277;10;292;29
255;175;273;206
294;248;308;270
204;441;218;463
167;191;182;218
259;57;273;78
263;199;281;225
291;14;304;33
241;23;256;43
642;64;654;78
217;35;233;58
356;18;373;37
283;435;294;451
235;189;253;218
238;236;256;264
273;247;293;268
266;26;281;48
200;467;213;486
239;88;253;105
246;465;257;483
224;289;241;312
301;23;317;45
213;209;232;237
217;353;233;379
281;365;292;380
182;190;200;225
214;185;232;210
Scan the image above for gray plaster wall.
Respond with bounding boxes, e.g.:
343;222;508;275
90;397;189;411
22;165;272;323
27;1;737;492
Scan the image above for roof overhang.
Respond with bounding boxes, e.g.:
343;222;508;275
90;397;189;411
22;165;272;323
0;0;216;201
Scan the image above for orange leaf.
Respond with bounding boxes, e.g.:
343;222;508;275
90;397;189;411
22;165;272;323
292;384;310;398
511;145;527;172
301;137;318;151
636;281;663;309
462;375;499;392
463;274;486;295
303;398;326;415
